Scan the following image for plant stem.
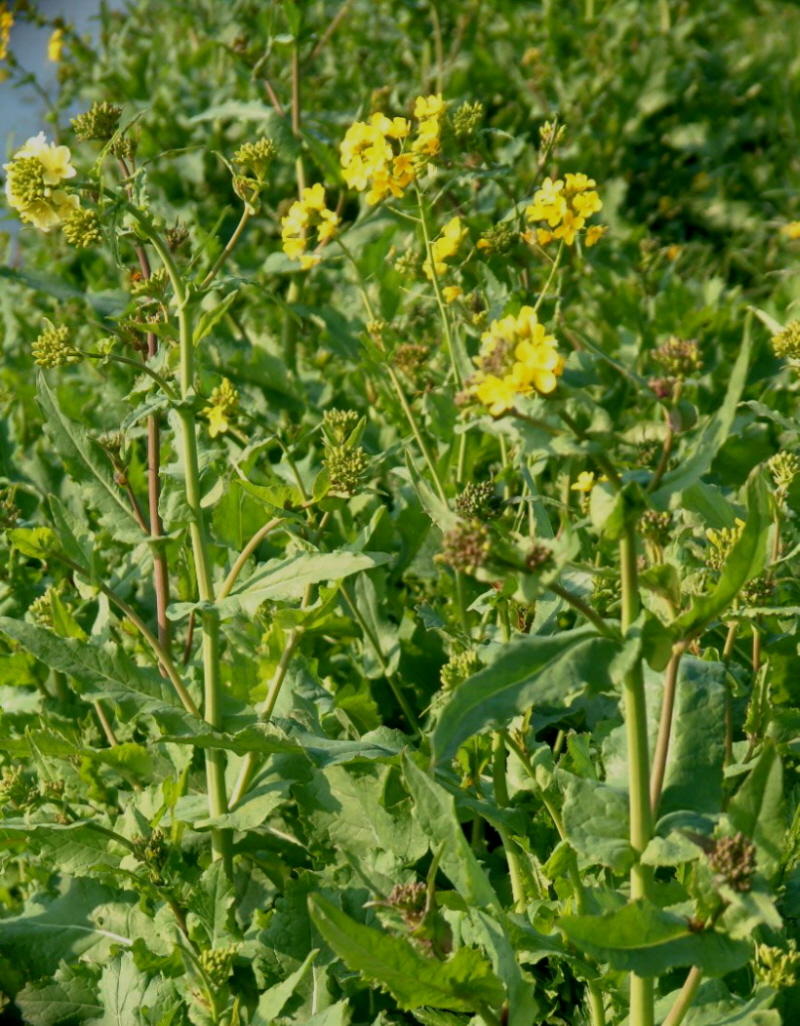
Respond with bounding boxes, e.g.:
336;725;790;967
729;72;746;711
199;205;252;289
217;516;286;601
662;966;703;1026
492;732;527;912
533;240;564;316
415;188;462;388
548;581;619;639
649;642;686;817
722;621;738;767
620;524;654;1026
146;228;230;867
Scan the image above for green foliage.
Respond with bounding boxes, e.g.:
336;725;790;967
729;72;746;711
2;1;800;1025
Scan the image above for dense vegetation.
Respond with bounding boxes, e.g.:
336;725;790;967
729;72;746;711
3;1;800;1024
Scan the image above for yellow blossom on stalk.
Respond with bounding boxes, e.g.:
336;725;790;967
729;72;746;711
3;132;80;232
47;28;64;62
469;305;564;415
0;2;12;63
280;183;339;269
424;215;468;279
525;171;605;247
339;94;447;204
782;222;800;241
203;379;239;438
442;285;463;303
571;471;596;493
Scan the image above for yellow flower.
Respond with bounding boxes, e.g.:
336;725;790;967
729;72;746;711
0;2;12;63
571;471;596;493
203;379;239;438
3;133;80;232
782;222;800;241
525;171;603;246
473;374;519;416
585;225;608;247
280;184;339;268
414;94;446;120
442;285;463;303
424;216;468;279
47;27;64;63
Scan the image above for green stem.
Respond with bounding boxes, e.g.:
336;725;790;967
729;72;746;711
217;516;286;601
662;967;703;1026
533;240;564;315
722;621;738;768
338;237;448;504
199;205;252;290
342;586;421;734
649;643;686;817
620;524;654;1026
492;733;527;911
415;187;463;388
548;581;619;639
145;227;230;867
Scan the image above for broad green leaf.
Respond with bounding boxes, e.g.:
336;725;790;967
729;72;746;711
0;878;134;978
86;952;150;1026
37;375;144;544
221;551;392;616
308;895;505;1013
728;744;785;880
48;494;95;576
559;899;750;977
193;289;239;345
462;911;538;1026
0;619;197;733
16;964;103;1024
187;861;239;948
8;526;59;559
403;755;498;908
432;628;618;764
658;657;728;816
0;821;123;874
562;776;634;873
250;950;317;1026
304;1002;351;1026
195;780;290;832
654;979;778;1026
652;314;753;505
671;472;770;637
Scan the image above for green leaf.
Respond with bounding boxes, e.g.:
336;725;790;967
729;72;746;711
0;821;123;874
671;472;770;637
308;895;505;1013
8;526;60;559
562;776;634;873
221;551;392;616
590;480;647;541
187;861;239;948
0;878;134;978
432;629;618;764
37;376;143;544
403;755;498;908
86;952;150;1026
16;964;103;1024
728;743;785;880
559;899;750;977
48;494;95;576
0;619;197;732
250;950;317;1026
193;290;239;346
651;316;753;505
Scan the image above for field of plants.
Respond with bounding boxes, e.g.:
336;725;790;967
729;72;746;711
2;0;800;1023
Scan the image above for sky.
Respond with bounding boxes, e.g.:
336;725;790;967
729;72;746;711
1;0;118;154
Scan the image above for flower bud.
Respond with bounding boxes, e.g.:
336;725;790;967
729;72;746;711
71;101;122;141
32;322;82;369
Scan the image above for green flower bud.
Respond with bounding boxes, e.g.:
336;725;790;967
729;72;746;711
772;320;800;359
323;408;360;444
5;156;47;205
199;946;237;987
110;136;137;161
652;336;703;379
71;101;122;141
0;765;40;810
452;100;484;140
641;509;672;548
232;137;277;178
767;451;800;494
477;222;517;256
63;207;103;249
438;520;490;574
455;481;502;522
325;445;369;495
28;587;58;628
32;322;82;369
707;832;756;892
440;649;480;690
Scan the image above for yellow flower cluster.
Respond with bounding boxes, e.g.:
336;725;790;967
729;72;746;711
281;183;340;271
3;133;79;232
524;173;605;246
0;2;12;63
339;94;446;205
47;27;64;63
469;306;564;416
424;215;467;280
203;378;239;438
